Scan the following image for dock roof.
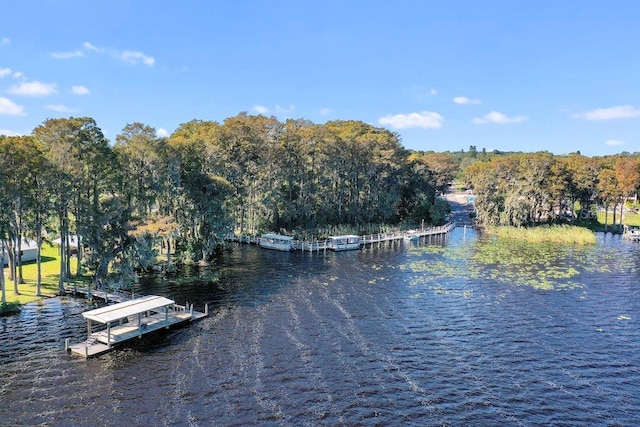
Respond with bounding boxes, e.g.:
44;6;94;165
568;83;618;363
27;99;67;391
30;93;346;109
261;233;293;241
82;295;175;324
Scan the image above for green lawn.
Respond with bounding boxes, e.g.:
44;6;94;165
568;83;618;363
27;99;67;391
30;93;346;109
1;244;79;305
597;210;640;227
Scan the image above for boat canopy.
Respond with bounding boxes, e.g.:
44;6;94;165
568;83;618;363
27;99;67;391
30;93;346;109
329;235;359;240
82;295;175;324
261;233;293;241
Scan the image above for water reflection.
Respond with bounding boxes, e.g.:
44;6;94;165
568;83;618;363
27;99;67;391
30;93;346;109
1;228;640;426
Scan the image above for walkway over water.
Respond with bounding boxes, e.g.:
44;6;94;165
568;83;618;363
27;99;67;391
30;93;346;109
229;222;456;252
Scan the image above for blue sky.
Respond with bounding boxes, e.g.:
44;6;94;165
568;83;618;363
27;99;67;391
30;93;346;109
1;1;639;156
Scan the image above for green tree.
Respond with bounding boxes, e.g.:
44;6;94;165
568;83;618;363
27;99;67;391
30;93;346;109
0;136;45;292
34;117;125;290
597;167;619;230
115;122;166;218
614;156;640;225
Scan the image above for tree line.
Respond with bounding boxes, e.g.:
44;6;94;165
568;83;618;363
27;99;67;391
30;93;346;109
0;114;445;296
411;148;640;228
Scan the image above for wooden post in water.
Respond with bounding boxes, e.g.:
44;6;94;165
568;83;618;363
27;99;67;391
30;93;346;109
65;338;70;351
205;303;208;316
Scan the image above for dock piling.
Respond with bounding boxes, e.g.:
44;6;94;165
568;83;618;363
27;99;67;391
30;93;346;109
65;338;70;352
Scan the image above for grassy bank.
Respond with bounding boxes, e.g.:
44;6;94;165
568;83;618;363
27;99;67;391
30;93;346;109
488;225;596;245
596;211;640;228
1;244;79;306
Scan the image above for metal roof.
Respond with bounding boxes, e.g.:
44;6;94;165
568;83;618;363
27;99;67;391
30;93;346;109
82;295;175;324
261;233;293;240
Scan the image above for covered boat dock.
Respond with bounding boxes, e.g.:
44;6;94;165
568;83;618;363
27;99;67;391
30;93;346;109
327;235;361;251
259;233;294;251
67;295;207;358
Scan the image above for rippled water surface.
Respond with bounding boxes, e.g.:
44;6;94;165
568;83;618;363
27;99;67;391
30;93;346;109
1;229;640;426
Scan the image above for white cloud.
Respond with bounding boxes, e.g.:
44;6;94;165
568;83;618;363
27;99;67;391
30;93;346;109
13;71;24;79
8;81;57;97
51;50;83;59
453;96;481;105
121;50;155;66
72;85;90;95
253;104;295;115
45;104;76;113
156;128;169;138
605;139;625;147
0;97;25;115
275;104;295;115
1;37;9;45
572;105;640;121
320;108;332;115
0;129;21;136
378;111;444;129
83;41;100;51
473;111;527;124
0;68;11;78
411;86;438;99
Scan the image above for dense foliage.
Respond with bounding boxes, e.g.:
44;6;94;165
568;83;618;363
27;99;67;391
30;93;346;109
0;114;442;293
465;153;640;227
410;148;640;228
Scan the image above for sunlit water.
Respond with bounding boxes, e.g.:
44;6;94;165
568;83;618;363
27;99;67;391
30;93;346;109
1;229;639;426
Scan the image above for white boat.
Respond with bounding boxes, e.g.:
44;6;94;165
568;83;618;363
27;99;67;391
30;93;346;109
328;235;361;251
259;233;294;251
623;225;640;241
404;230;420;242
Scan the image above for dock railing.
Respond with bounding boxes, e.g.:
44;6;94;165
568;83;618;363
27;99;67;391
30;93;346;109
227;222;456;252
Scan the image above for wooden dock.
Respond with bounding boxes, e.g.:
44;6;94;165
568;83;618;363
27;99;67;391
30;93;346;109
64;284;131;304
66;295;208;358
228;222;456;253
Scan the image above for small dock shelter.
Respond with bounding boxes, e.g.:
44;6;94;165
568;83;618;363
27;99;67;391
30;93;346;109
67;295;207;358
52;235;80;253
1;240;38;267
260;233;294;251
328;235;361;251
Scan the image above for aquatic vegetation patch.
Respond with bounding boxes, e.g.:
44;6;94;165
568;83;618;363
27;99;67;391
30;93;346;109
488;225;596;245
408;245;447;255
402;236;631;292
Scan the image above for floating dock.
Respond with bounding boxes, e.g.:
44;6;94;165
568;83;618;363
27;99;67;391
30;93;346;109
228;222;456;252
66;295;207;358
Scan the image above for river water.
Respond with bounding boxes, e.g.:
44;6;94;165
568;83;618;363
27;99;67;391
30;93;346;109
1;228;639;426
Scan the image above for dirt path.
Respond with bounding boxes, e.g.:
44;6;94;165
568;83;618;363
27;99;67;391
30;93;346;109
443;184;476;226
